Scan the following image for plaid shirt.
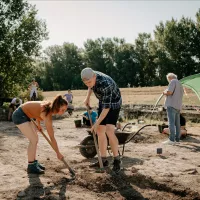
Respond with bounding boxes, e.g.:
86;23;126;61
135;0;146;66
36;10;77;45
92;71;122;109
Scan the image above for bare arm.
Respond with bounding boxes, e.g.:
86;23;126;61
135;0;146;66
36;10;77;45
96;108;109;125
44;116;63;159
91;108;110;133
84;88;93;106
163;80;175;96
83;115;88;120
36;119;42;131
28;83;31;90
163;91;173;96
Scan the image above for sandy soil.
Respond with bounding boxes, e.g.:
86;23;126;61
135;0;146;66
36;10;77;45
0;112;200;200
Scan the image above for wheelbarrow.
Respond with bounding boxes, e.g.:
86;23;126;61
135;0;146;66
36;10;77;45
78;123;156;158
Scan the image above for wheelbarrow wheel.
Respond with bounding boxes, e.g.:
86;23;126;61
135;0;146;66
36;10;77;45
79;135;97;158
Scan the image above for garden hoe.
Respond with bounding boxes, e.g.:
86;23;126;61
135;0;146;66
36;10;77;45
86;106;105;173
31;119;76;179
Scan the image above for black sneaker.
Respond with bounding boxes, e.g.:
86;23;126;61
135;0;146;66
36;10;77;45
89;160;109;168
112;159;121;173
27;162;45;174
34;160;45;170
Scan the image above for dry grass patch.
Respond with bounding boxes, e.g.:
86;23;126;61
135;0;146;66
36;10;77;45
43;86;200;107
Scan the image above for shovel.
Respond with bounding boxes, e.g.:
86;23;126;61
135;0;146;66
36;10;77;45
86;106;104;172
31;119;76;178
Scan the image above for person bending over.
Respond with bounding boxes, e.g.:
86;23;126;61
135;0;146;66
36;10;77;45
12;95;68;174
8;97;22;121
163;114;187;138
81;68;122;173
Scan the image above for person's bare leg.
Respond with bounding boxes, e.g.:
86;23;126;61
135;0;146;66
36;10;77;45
106;124;121;173
106;124;119;157
96;125;107;157
8;108;13;121
17;122;38;162
90;125;107;167
163;128;170;134
180;129;187;136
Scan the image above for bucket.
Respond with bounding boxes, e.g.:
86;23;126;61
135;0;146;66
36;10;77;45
158;124;168;133
157;148;162;154
74;119;82;128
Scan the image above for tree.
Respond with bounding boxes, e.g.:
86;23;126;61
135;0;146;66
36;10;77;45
153;14;200;83
84;37;140;87
0;0;48;96
134;33;157;86
42;43;84;90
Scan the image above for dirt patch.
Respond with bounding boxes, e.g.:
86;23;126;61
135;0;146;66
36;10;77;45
0;114;200;200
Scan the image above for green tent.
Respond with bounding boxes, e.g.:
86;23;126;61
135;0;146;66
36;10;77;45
180;73;200;101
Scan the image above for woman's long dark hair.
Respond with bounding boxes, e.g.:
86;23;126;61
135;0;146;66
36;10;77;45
42;95;68;116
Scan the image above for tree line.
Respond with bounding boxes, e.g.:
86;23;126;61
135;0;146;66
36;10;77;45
1;0;200;96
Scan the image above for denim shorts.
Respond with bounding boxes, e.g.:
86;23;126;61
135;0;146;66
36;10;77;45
12;107;31;125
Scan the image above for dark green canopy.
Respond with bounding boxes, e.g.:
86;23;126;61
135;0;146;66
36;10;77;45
180;73;200;101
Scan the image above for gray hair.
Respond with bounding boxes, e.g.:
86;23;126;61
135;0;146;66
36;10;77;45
166;73;177;80
81;68;95;81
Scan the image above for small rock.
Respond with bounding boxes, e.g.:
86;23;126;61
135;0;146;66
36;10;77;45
181;157;188;160
183;168;196;172
17;191;26;197
71;160;78;164
132;167;138;173
165;173;173;177
59;192;65;196
48;195;59;200
93;188;98;192
45;188;51;195
47;157;50;160
188;169;198;175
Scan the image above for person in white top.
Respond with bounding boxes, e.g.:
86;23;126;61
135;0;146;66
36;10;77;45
28;78;39;100
8;97;22;121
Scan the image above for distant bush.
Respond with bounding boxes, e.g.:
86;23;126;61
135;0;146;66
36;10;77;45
2;102;10;110
20;89;44;102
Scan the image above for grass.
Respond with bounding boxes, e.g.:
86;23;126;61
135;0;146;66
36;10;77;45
43;86;200;108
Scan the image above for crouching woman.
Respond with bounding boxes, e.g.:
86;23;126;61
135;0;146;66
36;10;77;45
12;95;68;174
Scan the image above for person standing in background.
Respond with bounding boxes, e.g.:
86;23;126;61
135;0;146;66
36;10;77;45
64;89;73;104
162;73;183;145
28;78;39;101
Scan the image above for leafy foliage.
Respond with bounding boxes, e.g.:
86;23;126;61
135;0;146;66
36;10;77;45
19;88;44;101
1;2;200;93
0;0;48;97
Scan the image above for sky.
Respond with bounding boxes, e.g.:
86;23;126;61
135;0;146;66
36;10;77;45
29;0;200;49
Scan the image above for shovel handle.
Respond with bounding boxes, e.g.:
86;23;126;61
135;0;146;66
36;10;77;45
31;119;75;177
86;106;104;169
31;119;54;150
61;157;76;177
